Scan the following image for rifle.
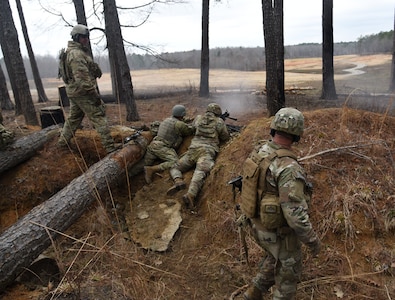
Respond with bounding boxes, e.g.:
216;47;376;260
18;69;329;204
227;176;250;267
220;110;238;121
124;129;143;144
220;110;244;133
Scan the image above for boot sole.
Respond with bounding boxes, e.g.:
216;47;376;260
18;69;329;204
166;183;186;196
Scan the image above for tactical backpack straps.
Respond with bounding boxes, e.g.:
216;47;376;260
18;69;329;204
58;48;71;84
240;148;297;219
275;148;297;160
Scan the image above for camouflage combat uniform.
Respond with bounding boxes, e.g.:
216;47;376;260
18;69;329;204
0;124;14;150
242;140;320;299
58;41;116;153
169;111;230;198
144;116;195;171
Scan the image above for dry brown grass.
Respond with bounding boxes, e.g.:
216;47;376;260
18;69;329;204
1;54;395;299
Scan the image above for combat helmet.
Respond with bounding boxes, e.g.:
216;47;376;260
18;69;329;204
206;103;222;116
270;107;304;141
71;24;89;41
172;105;186;117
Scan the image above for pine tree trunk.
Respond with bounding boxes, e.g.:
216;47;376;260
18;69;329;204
0;0;38;125
321;0;337;99
262;0;285;116
0;125;60;175
0;134;150;291
199;0;210;98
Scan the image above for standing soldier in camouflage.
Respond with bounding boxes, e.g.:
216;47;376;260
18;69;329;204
143;104;195;184
57;24;118;154
166;103;230;209
239;107;321;300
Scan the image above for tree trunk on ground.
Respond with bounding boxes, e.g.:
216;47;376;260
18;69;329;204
15;0;48;103
0;125;60;175
321;0;337;99
262;0;285;116
103;0;140;121
0;64;14;110
0;0;38;125
199;0;210;98
0;133;151;291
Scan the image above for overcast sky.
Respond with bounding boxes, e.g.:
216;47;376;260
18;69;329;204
8;0;395;57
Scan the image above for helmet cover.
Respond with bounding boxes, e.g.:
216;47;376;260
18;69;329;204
270;107;304;137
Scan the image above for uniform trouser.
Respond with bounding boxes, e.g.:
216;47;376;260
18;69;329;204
59;96;114;151
252;227;302;299
169;146;216;197
144;140;178;170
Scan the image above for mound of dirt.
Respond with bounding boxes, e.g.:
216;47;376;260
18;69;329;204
0;96;394;299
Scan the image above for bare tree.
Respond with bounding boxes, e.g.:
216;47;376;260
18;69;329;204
103;0;140;121
0;0;38;125
262;0;284;116
321;0;337;99
15;0;48;103
0;63;14;110
199;0;209;98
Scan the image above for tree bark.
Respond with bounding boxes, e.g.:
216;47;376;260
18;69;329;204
199;0;210;98
262;0;285;116
321;0;337;99
15;0;49;103
0;125;60;175
0;134;150;291
103;0;140;121
0;0;38;125
0;64;14;110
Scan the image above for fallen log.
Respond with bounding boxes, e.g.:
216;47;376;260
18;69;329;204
0;125;61;175
0;133;151;291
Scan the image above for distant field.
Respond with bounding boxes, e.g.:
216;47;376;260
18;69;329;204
37;54;392;101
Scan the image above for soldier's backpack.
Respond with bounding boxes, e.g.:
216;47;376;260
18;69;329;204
58;48;71;84
240;148;297;220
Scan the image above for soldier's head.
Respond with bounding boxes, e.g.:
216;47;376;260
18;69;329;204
172;105;186;119
270;107;304;142
206;103;222;117
71;24;90;44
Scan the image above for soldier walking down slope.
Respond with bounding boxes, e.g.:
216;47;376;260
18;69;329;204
166;103;230;209
239;107;321;300
57;24;119;154
143;104;195;184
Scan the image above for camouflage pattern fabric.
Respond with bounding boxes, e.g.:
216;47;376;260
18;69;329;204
58;41;115;153
169;112;229;198
246;140;319;299
144;117;194;171
0;124;14;149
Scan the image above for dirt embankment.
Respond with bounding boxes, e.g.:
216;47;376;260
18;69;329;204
0;54;394;299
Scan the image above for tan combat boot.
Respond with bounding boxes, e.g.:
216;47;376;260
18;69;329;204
182;193;195;209
144;165;162;184
243;285;262;300
166;178;186;196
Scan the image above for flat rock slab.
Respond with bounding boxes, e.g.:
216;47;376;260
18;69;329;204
126;180;183;252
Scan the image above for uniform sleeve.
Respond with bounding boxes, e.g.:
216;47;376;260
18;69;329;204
277;162;319;245
68;51;98;95
175;121;195;137
217;119;230;143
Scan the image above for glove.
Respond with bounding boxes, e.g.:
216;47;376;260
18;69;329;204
93;63;102;78
306;239;321;257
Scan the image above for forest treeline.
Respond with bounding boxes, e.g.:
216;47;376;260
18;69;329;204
5;30;393;80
